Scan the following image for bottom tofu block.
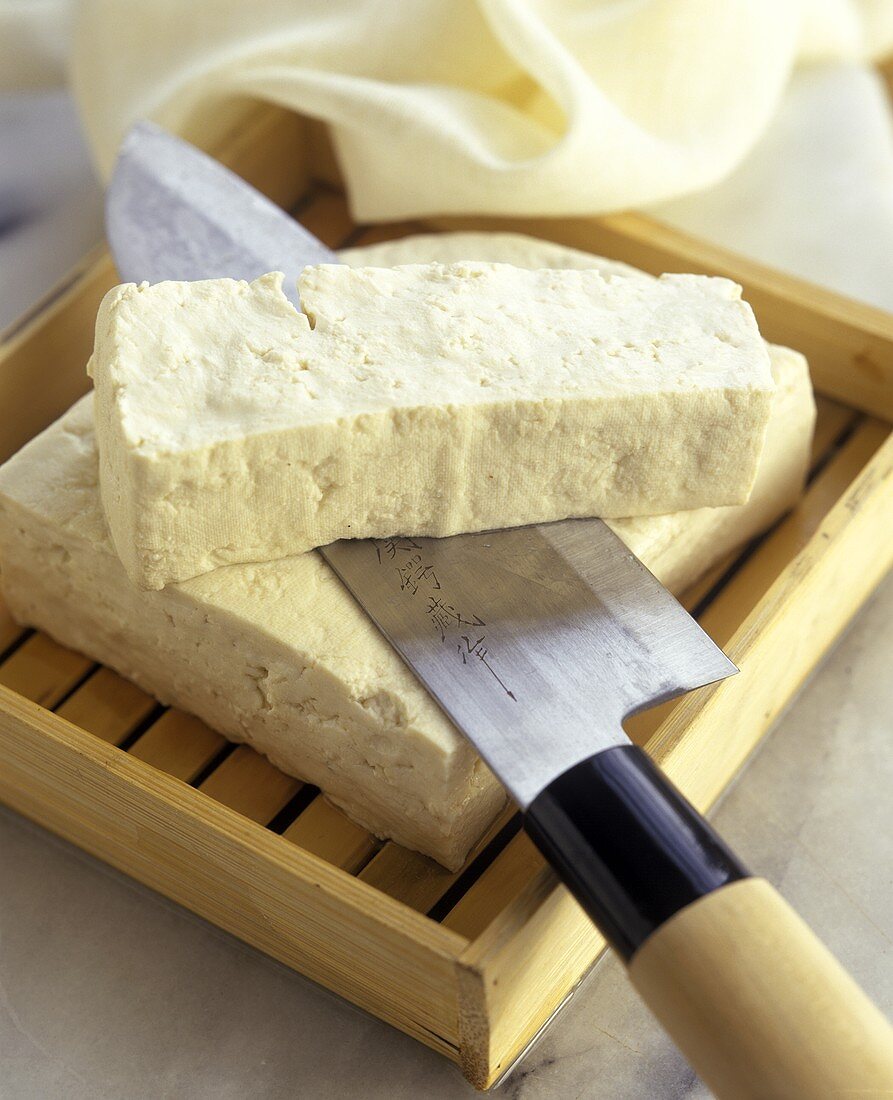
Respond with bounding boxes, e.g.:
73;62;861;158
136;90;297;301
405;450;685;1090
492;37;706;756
0;235;815;869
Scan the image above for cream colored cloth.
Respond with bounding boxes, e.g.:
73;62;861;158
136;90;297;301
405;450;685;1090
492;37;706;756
3;0;893;316
65;0;893;221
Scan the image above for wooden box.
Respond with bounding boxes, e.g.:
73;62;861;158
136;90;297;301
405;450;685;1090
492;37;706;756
1;106;891;1090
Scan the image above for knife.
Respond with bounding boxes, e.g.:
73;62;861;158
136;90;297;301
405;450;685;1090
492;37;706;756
106;121;893;1097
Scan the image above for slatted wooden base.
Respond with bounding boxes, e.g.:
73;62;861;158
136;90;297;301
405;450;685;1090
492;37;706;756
1;106;892;1089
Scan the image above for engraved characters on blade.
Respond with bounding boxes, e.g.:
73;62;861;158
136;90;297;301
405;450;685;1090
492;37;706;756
371;538;517;700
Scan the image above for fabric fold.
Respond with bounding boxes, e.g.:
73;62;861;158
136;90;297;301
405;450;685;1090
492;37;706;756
68;0;880;219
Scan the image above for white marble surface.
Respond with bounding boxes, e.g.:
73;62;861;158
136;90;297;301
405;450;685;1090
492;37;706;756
1;572;891;1099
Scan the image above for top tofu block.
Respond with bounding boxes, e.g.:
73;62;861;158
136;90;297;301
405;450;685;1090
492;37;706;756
90;262;774;589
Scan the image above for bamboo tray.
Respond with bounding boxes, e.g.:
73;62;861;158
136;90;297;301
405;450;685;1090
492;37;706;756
1;105;892;1091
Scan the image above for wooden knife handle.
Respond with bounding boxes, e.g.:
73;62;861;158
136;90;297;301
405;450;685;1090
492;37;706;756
628;878;893;1099
524;745;893;1098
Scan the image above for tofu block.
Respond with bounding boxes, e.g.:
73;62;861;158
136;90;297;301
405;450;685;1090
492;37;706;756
342;233;816;594
0;234;813;871
89;262;775;588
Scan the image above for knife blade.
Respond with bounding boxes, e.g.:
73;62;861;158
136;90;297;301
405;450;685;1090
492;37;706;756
323;521;735;810
104;121;893;1098
106;120;331;306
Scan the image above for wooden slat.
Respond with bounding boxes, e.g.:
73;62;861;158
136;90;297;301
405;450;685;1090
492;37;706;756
359;806;516;914
359;846;460;915
348;221;429;248
811;397;859;466
699;419;889;646
55;667;156;745
198;745;301;824
128;710;226;782
443;833;543;939
680;553;738;612
282;795;380;873
297;188;355;247
0;633;91;708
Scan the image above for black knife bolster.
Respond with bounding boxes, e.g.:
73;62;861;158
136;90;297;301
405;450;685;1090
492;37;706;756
523;744;749;961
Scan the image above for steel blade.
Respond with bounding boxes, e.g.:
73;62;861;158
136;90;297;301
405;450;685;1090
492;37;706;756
107;122;737;808
106;120;335;306
321;523;736;808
